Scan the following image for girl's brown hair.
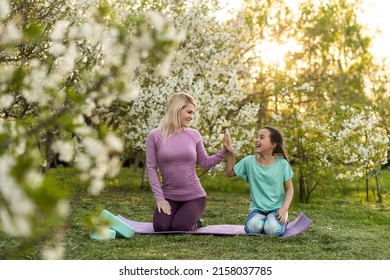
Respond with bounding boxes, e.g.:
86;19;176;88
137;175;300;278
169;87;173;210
262;126;289;161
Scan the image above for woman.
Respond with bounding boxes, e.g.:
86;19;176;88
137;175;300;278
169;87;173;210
146;92;230;231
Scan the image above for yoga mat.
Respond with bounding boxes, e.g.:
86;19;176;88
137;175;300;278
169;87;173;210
116;212;312;238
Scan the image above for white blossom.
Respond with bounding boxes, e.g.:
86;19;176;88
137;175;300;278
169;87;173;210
75;153;92;171
55;43;79;76
106;134;124;153
0;94;14;109
83;137;106;157
41;245;65;260
271;112;282;121
89;178;105;196
148;11;166;31
81;99;96;117
0;0;10;19
0;155;36;237
1;21;22;43
52;140;75;162
80;20;103;45
24;170;44;190
0;211;32;237
56;200;70;217
50;20;70;41
49;42;67;57
120;83;140;102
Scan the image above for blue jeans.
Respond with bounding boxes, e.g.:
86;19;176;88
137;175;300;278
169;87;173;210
244;209;286;236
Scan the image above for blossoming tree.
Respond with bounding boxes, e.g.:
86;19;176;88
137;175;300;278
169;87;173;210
119;1;260;183
269;78;389;203
0;0;181;259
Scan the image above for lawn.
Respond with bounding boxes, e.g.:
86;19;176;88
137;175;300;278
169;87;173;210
1;167;390;260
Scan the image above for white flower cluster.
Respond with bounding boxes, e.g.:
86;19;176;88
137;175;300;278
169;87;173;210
0;0;10;19
0;155;36;237
272;84;389;186
329;105;389;180
74;131;124;196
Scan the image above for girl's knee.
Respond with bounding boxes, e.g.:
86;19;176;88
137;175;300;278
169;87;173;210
264;216;284;236
245;214;265;234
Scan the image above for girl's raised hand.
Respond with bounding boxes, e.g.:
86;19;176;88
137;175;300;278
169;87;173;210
224;128;234;154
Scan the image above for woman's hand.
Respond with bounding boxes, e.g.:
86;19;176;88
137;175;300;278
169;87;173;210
157;200;171;215
224;128;235;154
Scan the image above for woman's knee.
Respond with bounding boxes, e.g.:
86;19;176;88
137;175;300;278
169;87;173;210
171;220;194;231
153;209;173;232
153;218;172;232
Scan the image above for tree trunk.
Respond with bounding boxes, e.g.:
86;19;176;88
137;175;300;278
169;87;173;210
42;131;55;174
132;151;141;173
299;176;306;203
374;169;382;203
141;165;147;189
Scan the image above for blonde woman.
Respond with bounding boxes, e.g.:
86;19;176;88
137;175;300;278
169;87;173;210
146;92;230;231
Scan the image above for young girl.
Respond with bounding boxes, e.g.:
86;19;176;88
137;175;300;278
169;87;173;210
224;126;294;236
146;92;230;232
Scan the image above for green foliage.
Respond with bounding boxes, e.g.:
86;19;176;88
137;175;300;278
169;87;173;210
2;168;389;260
23;22;44;42
235;0;389;126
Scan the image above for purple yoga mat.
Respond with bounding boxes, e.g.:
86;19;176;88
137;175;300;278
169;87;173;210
116;212;311;238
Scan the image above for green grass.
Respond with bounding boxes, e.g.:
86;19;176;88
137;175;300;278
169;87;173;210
1;167;390;260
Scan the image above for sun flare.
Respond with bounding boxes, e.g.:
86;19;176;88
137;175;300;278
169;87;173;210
254;40;301;70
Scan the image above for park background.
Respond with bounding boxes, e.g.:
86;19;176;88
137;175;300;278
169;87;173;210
0;0;389;260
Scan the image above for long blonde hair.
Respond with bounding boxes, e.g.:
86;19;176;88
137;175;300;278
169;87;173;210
158;92;197;139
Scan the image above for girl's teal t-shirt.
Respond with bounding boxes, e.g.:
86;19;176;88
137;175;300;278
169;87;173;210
234;155;293;212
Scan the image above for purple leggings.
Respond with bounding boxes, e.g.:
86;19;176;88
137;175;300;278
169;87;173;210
153;196;206;232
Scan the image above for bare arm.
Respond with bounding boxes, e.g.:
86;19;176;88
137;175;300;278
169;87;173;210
277;179;294;224
224;128;236;177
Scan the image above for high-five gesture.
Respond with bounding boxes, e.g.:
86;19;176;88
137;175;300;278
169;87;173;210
224;128;235;154
224;128;236;177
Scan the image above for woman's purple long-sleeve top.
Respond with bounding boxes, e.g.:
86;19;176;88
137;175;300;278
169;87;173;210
146;128;228;203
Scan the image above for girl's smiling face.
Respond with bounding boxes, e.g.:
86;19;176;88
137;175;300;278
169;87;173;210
179;103;196;128
254;128;276;154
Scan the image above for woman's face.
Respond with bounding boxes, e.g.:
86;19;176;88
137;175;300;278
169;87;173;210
179;103;196;128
